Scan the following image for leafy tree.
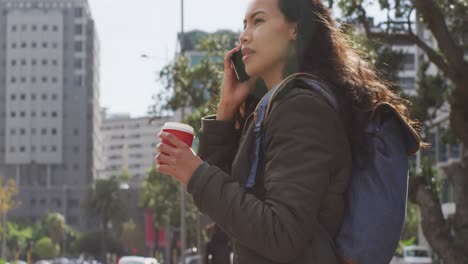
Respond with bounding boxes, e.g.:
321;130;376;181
140;169;200;247
330;0;468;262
43;213;65;258
0;177;20;259
34;237;57;259
83;176;128;263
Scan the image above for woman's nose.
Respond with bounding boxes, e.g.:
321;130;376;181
239;30;250;44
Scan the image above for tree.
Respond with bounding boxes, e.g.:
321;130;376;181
43;213;65;258
331;0;468;262
83;176;128;263
6;222;32;261
77;231;125;258
0;177;20;259
140;169;200;247
120;219;144;255
34;237;57;260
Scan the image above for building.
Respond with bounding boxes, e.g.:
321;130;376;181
0;0;102;231
101;111;172;188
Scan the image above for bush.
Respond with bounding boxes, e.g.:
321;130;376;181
34;237;60;259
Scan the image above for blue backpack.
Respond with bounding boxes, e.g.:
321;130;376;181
246;73;421;264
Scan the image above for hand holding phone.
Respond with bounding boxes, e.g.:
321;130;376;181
230;49;250;82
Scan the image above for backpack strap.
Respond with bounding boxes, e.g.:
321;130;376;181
245;73;338;189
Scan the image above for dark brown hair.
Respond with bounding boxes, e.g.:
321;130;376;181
263;0;422;157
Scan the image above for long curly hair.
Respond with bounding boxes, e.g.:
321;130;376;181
240;0;422;158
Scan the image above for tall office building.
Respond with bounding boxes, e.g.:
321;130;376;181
0;0;102;231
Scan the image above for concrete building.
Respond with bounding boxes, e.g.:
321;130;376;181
101;111;173;188
0;0;102;231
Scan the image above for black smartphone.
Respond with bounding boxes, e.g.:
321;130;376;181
230;49;250;82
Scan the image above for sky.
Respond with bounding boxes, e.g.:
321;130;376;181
89;0;249;118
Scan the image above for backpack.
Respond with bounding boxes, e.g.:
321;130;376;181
246;73;421;264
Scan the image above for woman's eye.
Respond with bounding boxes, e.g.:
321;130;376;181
254;18;264;25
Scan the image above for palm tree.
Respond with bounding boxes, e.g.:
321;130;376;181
84;176;127;263
43;213;65;258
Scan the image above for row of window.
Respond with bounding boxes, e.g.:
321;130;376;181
4;2;84;16
10;93;59;101
8;76;84;86
108;143;149;150
30;198;80;209
9;127;59;135
9;41;59;49
10;145;59;153
10;24;59;32
10;111;59;118
10;58;60;66
108;153;144;160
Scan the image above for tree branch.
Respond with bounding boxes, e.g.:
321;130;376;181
412;0;466;75
355;4;450;76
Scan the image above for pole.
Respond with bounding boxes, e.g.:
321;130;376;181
180;1;186;263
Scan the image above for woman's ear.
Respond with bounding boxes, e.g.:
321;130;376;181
290;23;298;40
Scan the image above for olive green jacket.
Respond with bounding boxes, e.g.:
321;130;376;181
187;84;352;264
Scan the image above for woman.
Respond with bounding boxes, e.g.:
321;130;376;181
155;0;421;263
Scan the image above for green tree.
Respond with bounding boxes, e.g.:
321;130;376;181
331;0;468;262
140;168;200;247
6;222;32;261
34;237;58;259
0;177;21;259
43;213;65;258
83;176;128;263
120;219;144;255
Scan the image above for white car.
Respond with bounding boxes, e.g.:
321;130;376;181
118;256;159;264
391;246;432;264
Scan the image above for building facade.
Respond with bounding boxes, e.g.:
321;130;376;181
101;111;172;188
0;0;101;231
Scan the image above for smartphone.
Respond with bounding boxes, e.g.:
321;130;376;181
230;49;250;82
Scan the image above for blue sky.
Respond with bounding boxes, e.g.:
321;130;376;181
89;0;249;117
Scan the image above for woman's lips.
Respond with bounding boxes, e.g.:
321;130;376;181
242;51;255;62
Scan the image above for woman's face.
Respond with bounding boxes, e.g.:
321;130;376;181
240;0;297;79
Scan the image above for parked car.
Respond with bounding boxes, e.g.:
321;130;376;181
391;246;432;264
118;256;159;264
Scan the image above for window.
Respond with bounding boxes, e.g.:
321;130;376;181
74;24;83;35
11;60;16;66
32;25;37;31
41;146;47;152
42;25;48;31
21;59;26;66
20;77;26;83
10;77;16;83
41;128;47;135
42;112;47;117
20;94;26;100
74;76;83;86
20;112;25;117
74;58;83;69
52;25;58;32
402;53;415;70
32;59;37;66
42;42;48;48
74;41;83;52
74;7;83;17
73;129;79;135
10;129;16;135
11;43;16;49
51;146;57;152
10;94;16;100
52;77;58;83
399;77;415;91
51;94;58;100
31;42;37;48
52;42;58;49
11;25;17;32
42;76;48;83
21;42;26;48
31;94;36;100
73;146;79;153
42;94;47;100
31;77;36;83
51;128;57;135
31;146;36;152
42;59;48;66
21;24;27;31
52;59;58;66
10;112;16;117
31;112;36;118
19;146;25;152
19;129;26;135
52;111;58;117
